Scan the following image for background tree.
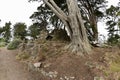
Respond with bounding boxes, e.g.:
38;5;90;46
13;22;27;40
0;27;4;36
106;4;120;44
78;0;107;41
2;22;12;42
28;23;41;39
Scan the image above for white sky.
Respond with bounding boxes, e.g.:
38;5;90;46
0;0;119;37
0;0;40;26
97;0;119;37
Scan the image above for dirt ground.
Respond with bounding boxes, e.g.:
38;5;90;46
0;45;120;80
0;47;35;80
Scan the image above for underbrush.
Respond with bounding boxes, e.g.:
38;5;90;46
7;38;22;50
0;42;7;47
0;38;7;47
103;50;120;79
15;38;68;63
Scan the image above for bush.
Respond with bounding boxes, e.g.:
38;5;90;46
107;34;120;45
7;38;22;50
0;38;5;42
0;42;7;47
52;29;70;41
16;52;30;60
0;38;7;47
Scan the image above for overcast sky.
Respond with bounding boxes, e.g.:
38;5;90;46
0;0;119;36
0;0;40;26
98;0;119;37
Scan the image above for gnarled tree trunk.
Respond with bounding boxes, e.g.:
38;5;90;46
43;0;91;55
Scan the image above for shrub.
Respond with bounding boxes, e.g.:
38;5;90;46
0;42;7;47
7;38;22;50
0;38;7;47
52;29;70;41
0;38;5;42
16;52;30;60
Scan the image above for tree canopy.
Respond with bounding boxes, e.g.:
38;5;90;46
106;3;120;44
13;22;27;40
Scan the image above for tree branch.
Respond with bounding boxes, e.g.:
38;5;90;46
49;0;67;20
43;0;67;20
43;0;72;38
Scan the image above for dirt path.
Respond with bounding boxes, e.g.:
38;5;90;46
0;47;34;80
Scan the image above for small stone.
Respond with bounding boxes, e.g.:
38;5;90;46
94;76;104;80
33;62;42;68
49;74;53;78
70;76;75;79
60;77;64;80
64;76;69;80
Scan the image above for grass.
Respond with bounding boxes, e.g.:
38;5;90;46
110;62;120;72
16;52;30;60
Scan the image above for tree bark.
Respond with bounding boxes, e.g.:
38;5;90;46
43;0;91;55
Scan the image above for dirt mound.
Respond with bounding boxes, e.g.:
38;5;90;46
17;40;120;80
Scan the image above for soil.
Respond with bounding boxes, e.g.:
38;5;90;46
0;44;120;80
0;47;37;80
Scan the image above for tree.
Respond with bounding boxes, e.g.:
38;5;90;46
78;0;107;41
29;0;92;55
0;27;4;36
28;23;41;39
30;0;107;42
106;4;120;44
13;22;27;40
2;22;12;42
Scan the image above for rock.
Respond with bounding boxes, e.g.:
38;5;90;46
33;62;42;68
48;71;58;78
40;69;58;78
60;77;64;80
70;76;75;79
60;76;75;80
94;76;104;80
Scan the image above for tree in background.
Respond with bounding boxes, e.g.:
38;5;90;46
13;22;27;40
0;27;4;36
106;4;120;44
78;0;107;41
28;23;41;39
2;22;12;43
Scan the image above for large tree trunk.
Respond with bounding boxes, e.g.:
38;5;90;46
66;0;91;55
43;0;91;55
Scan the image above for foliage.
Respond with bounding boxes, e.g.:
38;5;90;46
78;0;107;41
107;34;120;45
0;27;4;35
0;38;5;42
106;53;120;75
0;42;7;47
106;4;120;45
16;52;30;60
7;38;22;50
28;23;41;39
13;22;27;40
52;29;70;41
2;22;12;43
0;22;12;43
0;38;7;47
